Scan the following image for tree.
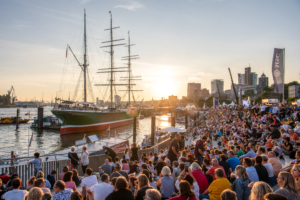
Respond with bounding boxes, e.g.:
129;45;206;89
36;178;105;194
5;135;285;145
205;96;214;107
196;99;205;107
244;89;255;97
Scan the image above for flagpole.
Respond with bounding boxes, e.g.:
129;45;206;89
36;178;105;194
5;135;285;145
28;127;29;156
283;48;285;103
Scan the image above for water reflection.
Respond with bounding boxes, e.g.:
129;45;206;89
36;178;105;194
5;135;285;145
0;107;180;157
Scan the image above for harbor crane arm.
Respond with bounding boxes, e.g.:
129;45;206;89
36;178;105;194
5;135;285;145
67;44;83;71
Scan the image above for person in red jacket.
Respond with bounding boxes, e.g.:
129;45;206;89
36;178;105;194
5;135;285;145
190;162;209;194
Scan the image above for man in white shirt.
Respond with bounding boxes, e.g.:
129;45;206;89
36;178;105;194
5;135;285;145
81;168;98;199
87;173;114;200
272;104;279;114
2;178;28;200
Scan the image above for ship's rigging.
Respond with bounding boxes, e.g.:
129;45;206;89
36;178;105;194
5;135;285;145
59;10;142;107
95;11;142;108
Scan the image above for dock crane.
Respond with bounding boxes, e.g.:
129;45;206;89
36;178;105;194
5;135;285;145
7;86;16;104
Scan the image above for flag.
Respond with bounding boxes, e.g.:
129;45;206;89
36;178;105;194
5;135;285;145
106;126;110;131
272;48;285;93
28;132;34;147
66;47;68;58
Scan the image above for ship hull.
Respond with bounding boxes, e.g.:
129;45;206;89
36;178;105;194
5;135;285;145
51;110;134;135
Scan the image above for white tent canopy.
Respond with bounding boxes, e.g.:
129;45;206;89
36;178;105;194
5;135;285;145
230;101;236;106
160;126;186;133
222;102;227;106
186;104;197;110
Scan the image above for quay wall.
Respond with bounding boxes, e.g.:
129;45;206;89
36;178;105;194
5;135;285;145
0;138;172;188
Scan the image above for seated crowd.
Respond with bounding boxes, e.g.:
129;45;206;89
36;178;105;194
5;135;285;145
1;103;300;200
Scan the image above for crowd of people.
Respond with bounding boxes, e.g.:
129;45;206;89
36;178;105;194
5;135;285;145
1;102;300;200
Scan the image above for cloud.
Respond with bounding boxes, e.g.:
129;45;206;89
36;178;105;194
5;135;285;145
115;1;144;11
79;0;93;5
10;20;31;30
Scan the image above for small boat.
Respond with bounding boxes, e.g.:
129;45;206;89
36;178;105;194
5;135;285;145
31;115;62;129
0;117;29;124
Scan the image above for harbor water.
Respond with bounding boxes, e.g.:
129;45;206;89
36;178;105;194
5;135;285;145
0;107;185;158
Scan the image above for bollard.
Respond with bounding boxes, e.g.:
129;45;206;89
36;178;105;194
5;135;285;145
185;114;188;129
16;108;19;130
171;114;175;127
133;117;137;143
38;107;44;129
151;115;155;146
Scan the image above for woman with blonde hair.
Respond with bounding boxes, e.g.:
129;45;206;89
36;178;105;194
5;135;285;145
275;172;300;200
28;187;43;200
156;166;175;199
249;181;272;200
291;164;300;191
190;162;209;194
134;174;153;200
81;146;89;174
233;165;251;200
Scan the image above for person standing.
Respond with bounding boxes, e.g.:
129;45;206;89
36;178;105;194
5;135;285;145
68;146;80;170
29;152;42;176
103;146;117;162
194;136;207;165
167;134;181;165
81;146;89;174
130;142;139;162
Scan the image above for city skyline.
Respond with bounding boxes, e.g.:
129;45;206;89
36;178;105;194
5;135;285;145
0;0;300;102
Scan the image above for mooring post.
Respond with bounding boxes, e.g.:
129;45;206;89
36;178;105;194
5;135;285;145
171;114;175;127
185;114;188;130
151;115;155;146
133;117;137;143
16;108;19;130
38;107;43;129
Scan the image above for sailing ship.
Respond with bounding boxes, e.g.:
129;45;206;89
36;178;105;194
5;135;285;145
52;10;142;135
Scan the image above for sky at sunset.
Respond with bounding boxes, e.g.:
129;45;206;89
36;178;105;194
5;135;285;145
0;0;299;102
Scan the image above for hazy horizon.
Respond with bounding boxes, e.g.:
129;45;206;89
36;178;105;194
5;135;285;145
0;0;299;102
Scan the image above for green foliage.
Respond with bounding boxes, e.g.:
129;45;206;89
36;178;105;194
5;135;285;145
255;96;262;104
0;94;11;105
244;89;255;97
196;99;205;107
205;96;214;107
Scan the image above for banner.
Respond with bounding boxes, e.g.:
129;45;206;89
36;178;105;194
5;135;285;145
272;48;285;93
238;74;242;105
213;97;219;108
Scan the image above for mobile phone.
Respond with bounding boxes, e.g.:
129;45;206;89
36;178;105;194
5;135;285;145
185;165;189;172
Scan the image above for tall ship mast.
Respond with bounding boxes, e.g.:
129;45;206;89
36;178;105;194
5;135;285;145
51;10;142;135
120;31;143;106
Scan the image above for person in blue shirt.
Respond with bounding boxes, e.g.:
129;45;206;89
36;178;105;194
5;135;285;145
29;152;42;176
227;151;241;171
242;157;259;182
240;146;257;159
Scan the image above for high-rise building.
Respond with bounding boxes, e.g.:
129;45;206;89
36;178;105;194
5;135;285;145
187;83;201;99
288;85;300;98
251;73;258;86
211;79;224;94
200;88;210;98
245;67;251;85
258;73;269;90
